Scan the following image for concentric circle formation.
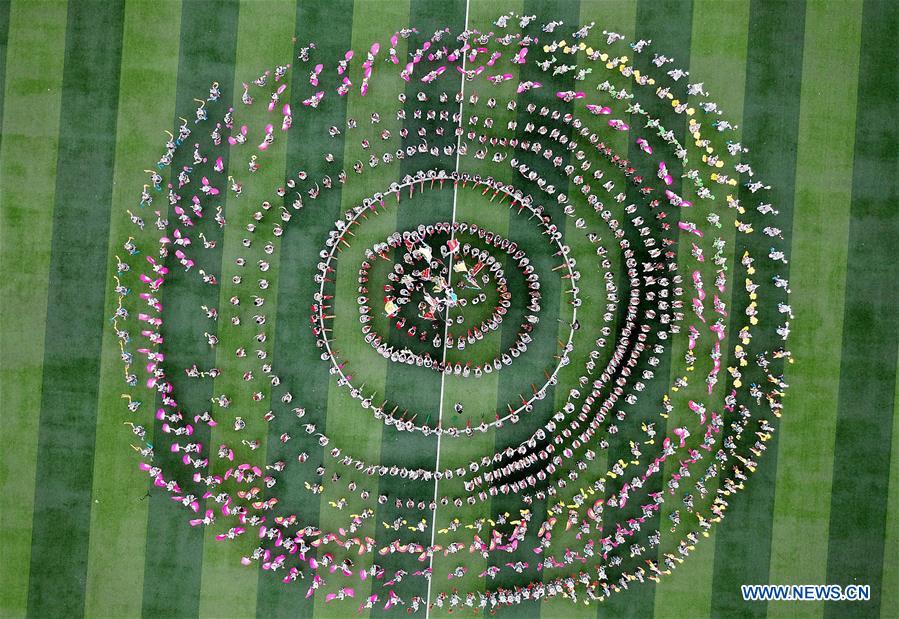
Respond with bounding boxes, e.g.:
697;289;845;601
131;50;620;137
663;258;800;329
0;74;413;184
110;12;793;614
357;222;531;374
314;177;578;435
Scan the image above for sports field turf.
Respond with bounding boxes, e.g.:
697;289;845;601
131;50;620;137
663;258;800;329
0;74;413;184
0;0;896;617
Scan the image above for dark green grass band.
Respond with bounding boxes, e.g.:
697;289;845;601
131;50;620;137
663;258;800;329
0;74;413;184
488;3;580;618
824;1;899;616
709;1;806;617
600;2;693;617
0;0;12;151
26;1;126;616
139;2;240;617
373;2;466;613
255;2;356;617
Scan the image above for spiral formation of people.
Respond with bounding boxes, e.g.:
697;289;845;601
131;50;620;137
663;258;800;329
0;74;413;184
101;9;804;615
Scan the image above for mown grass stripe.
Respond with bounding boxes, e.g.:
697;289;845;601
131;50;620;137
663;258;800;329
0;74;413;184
599;2;694;618
427;1;522;610
824;1;899;615
579;5;638;619
559;12;639;576
196;3;297;616
880;358;899;618
710;1;807;616
485;4;581;618
254;2;356;617
373;2;465;615
0;0;11;149
25;1;126;615
539;4;636;619
140;2;240;617
541;6;614;616
83;2;183;617
311;2;411;616
0;1;68;615
766;3;863;617
652;2;750;615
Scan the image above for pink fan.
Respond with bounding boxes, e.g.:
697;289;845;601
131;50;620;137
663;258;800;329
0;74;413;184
586;104;612;115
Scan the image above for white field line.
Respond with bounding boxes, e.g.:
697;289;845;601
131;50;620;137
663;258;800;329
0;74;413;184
426;0;470;614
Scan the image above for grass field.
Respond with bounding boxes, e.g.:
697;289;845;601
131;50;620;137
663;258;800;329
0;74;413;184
0;0;897;618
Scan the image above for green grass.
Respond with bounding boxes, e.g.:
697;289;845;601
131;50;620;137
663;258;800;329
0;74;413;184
709;1;807;616
766;4;863;617
197;2;297;615
84;2;183;616
881;366;899;618
1;1;897;618
824;1;899;613
653;1;749;614
140;2;241;617
25;1;125;614
0;1;68;614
